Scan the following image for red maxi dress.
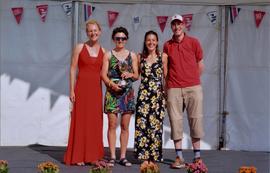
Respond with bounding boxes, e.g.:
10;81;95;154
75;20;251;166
64;44;104;165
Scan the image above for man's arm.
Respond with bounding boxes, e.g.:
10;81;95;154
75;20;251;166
198;60;204;76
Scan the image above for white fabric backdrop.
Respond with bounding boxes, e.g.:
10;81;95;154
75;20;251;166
0;0;269;151
226;6;270;151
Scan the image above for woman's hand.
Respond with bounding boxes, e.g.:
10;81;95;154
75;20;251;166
70;91;75;103
110;82;122;92
121;72;133;79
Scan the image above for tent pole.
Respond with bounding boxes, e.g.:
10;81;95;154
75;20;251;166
218;5;229;150
0;5;2;146
72;1;80;48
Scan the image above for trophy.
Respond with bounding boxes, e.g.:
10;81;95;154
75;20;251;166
118;60;128;88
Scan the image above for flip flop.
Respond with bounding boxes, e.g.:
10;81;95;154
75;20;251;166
107;158;116;167
119;158;132;167
76;162;85;166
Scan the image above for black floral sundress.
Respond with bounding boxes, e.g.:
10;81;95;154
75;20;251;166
134;55;166;162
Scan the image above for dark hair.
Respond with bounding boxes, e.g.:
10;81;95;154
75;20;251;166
142;30;160;58
111;26;129;40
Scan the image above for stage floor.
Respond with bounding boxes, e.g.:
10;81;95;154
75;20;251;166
0;145;269;173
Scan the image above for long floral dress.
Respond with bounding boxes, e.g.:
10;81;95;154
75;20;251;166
134;55;166;162
104;51;135;114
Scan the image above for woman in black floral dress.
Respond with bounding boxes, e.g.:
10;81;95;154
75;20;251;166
134;30;168;162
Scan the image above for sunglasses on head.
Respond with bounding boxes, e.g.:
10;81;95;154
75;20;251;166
114;37;127;41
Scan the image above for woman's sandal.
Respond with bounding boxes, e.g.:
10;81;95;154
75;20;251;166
76;162;85;166
107;158;116;167
119;158;132;167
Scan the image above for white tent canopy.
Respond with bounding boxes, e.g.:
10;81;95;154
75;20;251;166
0;0;269;151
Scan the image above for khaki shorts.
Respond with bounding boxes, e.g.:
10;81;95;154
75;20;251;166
167;85;204;140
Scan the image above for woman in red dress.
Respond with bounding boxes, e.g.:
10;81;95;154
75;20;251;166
64;20;105;166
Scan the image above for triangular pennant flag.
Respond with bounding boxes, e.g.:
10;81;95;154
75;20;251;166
84;3;94;21
157;16;168;32
107;11;119;28
36;4;48;22
132;16;141;31
61;1;72;16
11;7;23;24
207;11;217;24
254;10;265;28
182;14;193;31
229;6;241;24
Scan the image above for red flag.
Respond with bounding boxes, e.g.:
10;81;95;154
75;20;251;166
254;10;265;28
107;11;119;28
182;14;193;31
157;16;168;32
11;7;23;24
36;4;48;22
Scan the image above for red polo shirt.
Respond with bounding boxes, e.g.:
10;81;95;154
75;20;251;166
163;34;203;88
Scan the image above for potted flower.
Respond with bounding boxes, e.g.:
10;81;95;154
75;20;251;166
140;161;160;173
0;160;8;173
89;160;111;173
239;166;257;173
185;159;208;173
37;161;60;173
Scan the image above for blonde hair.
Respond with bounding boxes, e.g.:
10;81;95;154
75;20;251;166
86;19;101;31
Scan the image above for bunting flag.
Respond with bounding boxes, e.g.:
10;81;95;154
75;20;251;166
254;10;265;28
84;3;95;21
11;7;23;24
229;6;241;24
132;16;141;31
182;14;193;31
36;4;48;22
157;16;168;32
207;11;217;24
107;11;119;28
61;1;72;16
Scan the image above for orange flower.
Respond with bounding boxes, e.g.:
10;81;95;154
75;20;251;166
140;161;160;173
37;161;59;173
239;166;257;173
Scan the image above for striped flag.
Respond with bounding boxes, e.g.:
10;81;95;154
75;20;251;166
229;6;241;24
84;3;95;21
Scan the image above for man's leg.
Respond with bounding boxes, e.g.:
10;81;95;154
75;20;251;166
167;88;185;168
184;85;204;161
192;137;201;160
174;139;183;160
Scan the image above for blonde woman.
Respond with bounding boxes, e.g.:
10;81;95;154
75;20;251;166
64;20;105;165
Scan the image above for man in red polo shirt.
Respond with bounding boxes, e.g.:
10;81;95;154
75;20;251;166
163;14;205;169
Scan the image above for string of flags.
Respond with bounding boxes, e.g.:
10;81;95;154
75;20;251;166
10;3;268;31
